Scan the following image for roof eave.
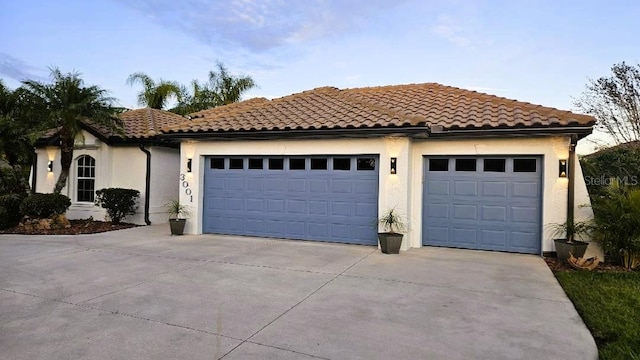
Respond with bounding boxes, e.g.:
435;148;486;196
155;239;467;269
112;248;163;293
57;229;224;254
159;124;594;141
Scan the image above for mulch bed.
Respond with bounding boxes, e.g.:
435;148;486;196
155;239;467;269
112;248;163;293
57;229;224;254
544;256;632;273
0;219;138;235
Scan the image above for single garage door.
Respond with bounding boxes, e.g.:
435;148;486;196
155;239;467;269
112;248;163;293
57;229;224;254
422;156;542;254
203;155;379;245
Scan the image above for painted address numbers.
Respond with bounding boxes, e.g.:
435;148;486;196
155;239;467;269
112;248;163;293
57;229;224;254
180;174;193;202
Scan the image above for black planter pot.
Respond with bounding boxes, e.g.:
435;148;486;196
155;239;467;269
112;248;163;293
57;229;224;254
378;233;404;254
169;218;186;235
554;239;589;261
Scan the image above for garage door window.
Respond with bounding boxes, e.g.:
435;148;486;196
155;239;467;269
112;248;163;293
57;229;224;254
211;158;225;169
268;158;284;170
333;158;351;170
230;158;244;169
514;159;537;172
484;159;506;172
289;158;306;170
311;158;328;170
455;158;476;171
429;158;449;171
248;158;263;169
357;158;376;170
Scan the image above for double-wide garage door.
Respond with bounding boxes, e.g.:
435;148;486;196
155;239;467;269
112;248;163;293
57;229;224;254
422;156;542;254
203;155;379;245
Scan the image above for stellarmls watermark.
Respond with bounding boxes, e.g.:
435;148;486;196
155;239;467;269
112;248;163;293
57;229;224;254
584;175;639;186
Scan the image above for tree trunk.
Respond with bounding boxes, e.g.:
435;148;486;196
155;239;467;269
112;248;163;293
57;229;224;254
53;136;74;194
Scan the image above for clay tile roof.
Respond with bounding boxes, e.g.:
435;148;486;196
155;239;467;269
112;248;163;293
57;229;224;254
85;108;190;140
161;83;595;135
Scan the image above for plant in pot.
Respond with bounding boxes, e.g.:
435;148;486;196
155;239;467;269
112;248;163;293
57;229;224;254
550;220;591;261
166;199;190;235
377;208;407;254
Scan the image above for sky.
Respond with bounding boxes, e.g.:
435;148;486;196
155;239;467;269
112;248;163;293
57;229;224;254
1;0;639;154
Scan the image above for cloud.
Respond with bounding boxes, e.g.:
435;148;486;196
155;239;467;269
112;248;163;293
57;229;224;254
115;0;404;52
0;53;45;82
432;15;470;47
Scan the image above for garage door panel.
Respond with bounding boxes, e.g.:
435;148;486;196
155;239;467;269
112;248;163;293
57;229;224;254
204;155;378;245
512;182;539;198
309;201;328;215
512;207;537;223
226;198;244;210
423;156;541;254
247;199;264;212
481;230;507;246
511;231;538;249
226;178;245;190
482;205;507;221
287;200;307;214
453;228;477;244
288;179;306;192
454;181;478;196
426;226;449;243
427;181;450;195
482;182;507;197
332;179;352;193
332;202;351;216
266;199;284;212
265;178;286;191
453;204;477;220
310;179;329;193
426;203;450;218
354;179;377;194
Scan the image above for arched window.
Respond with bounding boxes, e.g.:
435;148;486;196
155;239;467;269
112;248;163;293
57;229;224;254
76;155;95;202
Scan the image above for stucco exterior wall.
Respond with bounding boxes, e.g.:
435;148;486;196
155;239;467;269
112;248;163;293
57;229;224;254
182;135;595;255
33;130;179;225
149;146;180;224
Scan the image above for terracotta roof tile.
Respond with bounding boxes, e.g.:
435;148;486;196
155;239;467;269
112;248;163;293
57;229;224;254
162;83;594;135
85;108;189;139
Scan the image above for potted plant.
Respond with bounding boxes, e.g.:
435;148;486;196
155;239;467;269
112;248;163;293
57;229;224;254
377;208;407;254
550;220;591;261
166;199;190;235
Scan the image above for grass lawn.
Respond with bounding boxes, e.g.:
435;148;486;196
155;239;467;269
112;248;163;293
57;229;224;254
555;271;640;360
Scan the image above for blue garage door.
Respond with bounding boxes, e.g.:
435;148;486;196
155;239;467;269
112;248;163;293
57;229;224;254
203;156;379;245
422;156;542;254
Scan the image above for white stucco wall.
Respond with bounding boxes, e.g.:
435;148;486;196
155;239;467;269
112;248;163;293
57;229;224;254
33;130;179;225
181;135;595;255
148;146;180;224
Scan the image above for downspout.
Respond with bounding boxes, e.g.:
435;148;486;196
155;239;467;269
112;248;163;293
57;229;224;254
30;152;37;193
139;144;152;225
567;135;577;241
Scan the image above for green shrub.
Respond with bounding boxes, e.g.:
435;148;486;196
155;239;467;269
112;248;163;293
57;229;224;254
590;182;640;269
19;193;71;218
580;145;640;198
95;188;139;224
0;193;24;229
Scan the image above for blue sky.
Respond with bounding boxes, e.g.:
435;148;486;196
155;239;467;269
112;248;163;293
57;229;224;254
1;0;639;153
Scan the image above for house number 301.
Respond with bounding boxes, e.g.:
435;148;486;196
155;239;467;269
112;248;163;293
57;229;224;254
180;174;193;202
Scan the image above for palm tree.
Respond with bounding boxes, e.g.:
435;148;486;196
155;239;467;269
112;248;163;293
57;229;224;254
126;73;183;110
208;62;257;106
172;62;257;115
23;68;121;194
0;80;42;195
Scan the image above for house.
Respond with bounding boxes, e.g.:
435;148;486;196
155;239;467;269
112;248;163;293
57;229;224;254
160;83;597;255
33;108;187;225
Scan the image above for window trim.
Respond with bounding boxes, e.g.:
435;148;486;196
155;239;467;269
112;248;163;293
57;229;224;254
75;155;96;203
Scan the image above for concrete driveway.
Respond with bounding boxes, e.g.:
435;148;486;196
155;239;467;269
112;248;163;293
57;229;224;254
1;225;597;359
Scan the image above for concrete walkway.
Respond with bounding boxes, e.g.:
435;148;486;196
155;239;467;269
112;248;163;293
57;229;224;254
1;225;597;359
